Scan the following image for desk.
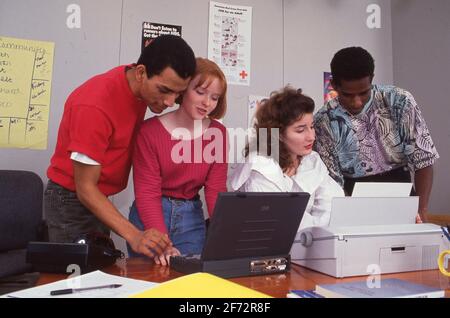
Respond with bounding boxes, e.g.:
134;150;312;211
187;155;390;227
36;258;450;298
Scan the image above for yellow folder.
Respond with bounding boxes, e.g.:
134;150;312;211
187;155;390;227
130;273;272;298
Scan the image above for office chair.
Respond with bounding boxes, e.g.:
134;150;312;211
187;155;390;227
0;170;44;279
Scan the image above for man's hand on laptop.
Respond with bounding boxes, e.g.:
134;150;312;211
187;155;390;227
130;228;172;258
154;246;181;266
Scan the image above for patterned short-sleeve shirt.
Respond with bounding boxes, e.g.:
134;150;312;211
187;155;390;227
314;85;439;186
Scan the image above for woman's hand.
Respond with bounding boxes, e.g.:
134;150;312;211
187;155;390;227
153;246;181;266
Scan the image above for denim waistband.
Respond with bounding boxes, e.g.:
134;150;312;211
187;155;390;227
164;194;200;202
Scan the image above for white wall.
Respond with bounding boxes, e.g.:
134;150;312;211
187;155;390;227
283;0;394;106
0;0;123;183
391;0;450;214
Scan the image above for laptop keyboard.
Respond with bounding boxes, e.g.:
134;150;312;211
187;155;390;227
171;254;202;264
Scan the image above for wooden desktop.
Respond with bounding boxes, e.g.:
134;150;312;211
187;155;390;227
36;258;450;298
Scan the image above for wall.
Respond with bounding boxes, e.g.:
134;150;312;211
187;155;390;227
283;0;394;107
391;0;450;214
0;0;123;182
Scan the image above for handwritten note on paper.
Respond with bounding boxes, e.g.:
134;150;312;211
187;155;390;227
0;36;55;149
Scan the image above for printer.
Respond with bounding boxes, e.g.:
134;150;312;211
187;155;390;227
291;197;449;278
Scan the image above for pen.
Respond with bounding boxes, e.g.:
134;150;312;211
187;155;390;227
50;284;122;296
441;226;450;242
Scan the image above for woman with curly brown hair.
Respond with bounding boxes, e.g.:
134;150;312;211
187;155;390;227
230;86;343;230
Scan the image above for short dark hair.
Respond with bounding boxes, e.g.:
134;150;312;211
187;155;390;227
330;47;375;86
137;35;196;79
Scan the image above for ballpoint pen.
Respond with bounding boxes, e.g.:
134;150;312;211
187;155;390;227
50;284;122;296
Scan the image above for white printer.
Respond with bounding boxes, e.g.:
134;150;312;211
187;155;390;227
291;197;448;278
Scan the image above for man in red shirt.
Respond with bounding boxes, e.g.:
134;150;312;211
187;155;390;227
45;35;196;259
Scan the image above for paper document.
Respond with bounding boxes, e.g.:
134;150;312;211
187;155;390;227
0;36;55;149
208;2;253;86
352;182;412;197
2;270;158;298
329;197;418;227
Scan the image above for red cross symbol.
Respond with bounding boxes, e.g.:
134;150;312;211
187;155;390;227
239;70;248;79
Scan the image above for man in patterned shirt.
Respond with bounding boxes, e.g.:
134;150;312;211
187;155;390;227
314;47;439;222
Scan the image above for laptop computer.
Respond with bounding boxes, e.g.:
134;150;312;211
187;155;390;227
170;192;310;278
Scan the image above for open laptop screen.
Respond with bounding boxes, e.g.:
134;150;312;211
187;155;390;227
201;192;310;261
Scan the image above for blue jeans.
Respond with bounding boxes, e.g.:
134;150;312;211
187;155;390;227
127;196;206;258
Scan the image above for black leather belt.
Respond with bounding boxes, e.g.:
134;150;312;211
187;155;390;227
164;194;200;202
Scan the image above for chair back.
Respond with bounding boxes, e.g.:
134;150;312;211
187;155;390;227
0;170;43;251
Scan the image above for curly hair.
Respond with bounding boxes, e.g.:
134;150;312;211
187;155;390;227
246;86;315;172
330;46;375;86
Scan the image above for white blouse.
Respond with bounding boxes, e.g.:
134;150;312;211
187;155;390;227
229;151;344;230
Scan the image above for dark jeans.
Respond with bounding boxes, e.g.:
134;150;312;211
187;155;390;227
127;196;206;257
44;180;110;243
343;166;415;196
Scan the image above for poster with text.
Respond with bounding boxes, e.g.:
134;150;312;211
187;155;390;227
208;1;252;86
248;95;267;128
0;36;54;149
142;22;182;51
324;71;337;103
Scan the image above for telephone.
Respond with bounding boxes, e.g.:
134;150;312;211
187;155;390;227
73;232;124;260
26;232;124;274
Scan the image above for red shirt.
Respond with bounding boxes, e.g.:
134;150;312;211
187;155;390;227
133;117;228;233
47;65;147;195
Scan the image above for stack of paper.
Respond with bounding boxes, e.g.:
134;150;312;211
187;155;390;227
352;182;412;197
2;270;158;298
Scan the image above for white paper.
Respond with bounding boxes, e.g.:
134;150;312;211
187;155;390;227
329;197;418;227
2;270;158;298
208;1;252;86
352;182;413;197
